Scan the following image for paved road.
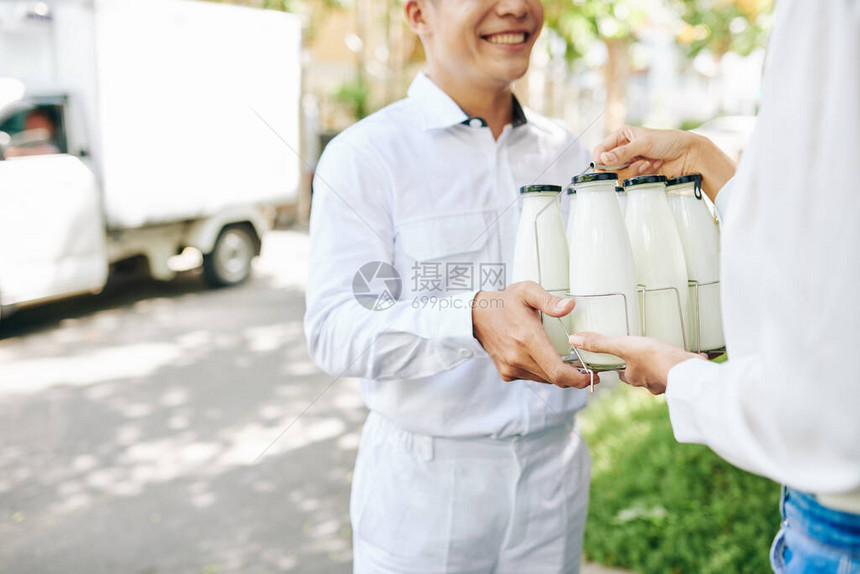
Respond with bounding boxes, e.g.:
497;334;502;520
1;230;361;574
0;229;631;574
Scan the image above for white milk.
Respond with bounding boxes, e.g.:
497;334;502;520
667;175;724;352
512;185;571;355
616;185;627;217
624;175;689;349
569;173;641;369
565;182;577;249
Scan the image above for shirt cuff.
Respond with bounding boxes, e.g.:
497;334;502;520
665;357;721;445
432;290;486;356
713;176;736;223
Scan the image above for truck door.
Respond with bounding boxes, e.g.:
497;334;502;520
0;103;108;306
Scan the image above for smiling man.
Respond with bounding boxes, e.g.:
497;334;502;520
305;1;595;572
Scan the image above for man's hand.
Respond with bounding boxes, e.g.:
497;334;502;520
472;281;597;389
569;332;705;395
593;126;736;202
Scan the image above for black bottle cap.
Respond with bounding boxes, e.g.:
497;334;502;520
520;184;562;194
571;172;618;186
622;174;668;188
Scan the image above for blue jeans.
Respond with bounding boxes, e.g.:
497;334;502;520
771;487;860;573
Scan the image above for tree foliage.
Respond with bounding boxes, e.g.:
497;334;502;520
543;0;772;64
672;0;773;58
543;0;651;64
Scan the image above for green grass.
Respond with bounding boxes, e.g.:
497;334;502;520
579;384;780;574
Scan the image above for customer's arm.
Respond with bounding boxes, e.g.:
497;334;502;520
593;126;736;203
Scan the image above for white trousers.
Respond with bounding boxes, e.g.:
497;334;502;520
351;411;591;574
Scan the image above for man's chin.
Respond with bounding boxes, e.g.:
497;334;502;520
489;61;531;86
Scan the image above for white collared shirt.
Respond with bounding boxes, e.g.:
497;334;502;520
666;0;860;499
305;73;591;438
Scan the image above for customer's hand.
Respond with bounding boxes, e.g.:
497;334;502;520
594;126;736;202
569;332;704;395
473;282;597;389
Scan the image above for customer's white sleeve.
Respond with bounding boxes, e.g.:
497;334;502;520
666;166;860;493
665;351;860;495
304;138;485;382
664;0;860;496
712;177;736;223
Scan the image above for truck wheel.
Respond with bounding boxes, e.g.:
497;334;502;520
203;225;256;287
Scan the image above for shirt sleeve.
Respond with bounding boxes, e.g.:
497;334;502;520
712;176;736;224
664;0;860;496
304;136;486;382
665;352;860;494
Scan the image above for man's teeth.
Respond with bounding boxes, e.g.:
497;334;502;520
486;33;526;45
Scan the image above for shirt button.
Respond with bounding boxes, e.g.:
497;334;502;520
469;118;483;128
460;348;474;358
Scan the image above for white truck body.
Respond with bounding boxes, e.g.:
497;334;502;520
0;0;301;311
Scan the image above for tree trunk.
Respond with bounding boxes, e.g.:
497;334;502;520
603;38;630;134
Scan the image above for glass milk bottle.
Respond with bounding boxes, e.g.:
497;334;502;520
623;175;689;349
666;174;724;352
569;173;641;369
565;181;577;248
512;184;571;356
616;186;627;217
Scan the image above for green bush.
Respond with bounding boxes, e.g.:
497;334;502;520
678;118;706;131
580;384;780;574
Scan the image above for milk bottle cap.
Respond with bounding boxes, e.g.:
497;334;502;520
571;172;618;185
622;174;668;188
666;174;702;187
667;173;703;199
520;184;562;194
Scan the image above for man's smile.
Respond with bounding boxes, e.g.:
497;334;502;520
482;30;529;46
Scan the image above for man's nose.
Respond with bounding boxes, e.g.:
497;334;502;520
495;0;530;19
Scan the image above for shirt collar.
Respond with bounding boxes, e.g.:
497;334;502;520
407;71;529;131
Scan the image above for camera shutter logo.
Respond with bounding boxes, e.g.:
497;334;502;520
352;262;402;311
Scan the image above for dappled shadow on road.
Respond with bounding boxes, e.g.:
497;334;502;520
0;231;363;573
0;269;215;341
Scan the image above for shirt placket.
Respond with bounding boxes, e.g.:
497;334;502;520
495;126;522;290
496;126;545;434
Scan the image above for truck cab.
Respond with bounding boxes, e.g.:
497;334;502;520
0;92;109;309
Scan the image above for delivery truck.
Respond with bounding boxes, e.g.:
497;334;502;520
0;0;301;320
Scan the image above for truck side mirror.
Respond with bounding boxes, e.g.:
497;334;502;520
0;132;10;161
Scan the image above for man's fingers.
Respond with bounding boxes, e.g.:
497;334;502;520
568;332;626;358
527;331;593;388
563;370;599;389
543;297;575;318
497;352;558;385
519;282;575;318
517;356;552;383
510;368;551;385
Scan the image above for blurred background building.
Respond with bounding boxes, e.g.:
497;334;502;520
209;0;771;220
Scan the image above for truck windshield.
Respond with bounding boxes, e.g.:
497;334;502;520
0;104;66;158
